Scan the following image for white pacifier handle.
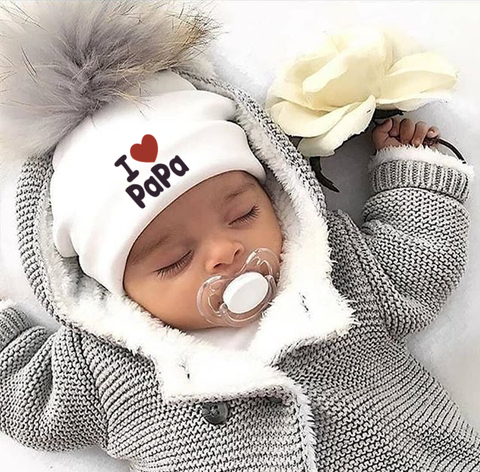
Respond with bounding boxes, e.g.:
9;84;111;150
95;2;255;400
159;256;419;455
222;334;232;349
222;272;269;314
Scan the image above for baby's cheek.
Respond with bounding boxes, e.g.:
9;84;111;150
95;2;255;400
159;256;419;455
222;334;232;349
166;275;206;327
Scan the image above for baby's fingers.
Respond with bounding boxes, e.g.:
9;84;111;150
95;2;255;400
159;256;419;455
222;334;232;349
389;118;401;138
424;126;441;149
399;119;415;144
427;126;440;138
412;121;429;147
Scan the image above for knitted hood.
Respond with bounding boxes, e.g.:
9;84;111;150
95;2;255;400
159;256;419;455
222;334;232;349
2;1;355;404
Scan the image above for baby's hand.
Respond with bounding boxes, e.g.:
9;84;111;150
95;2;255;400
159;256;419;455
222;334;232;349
372;117;441;152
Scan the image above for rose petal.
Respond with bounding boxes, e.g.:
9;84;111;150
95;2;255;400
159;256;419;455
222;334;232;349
269;75;337;112
382;27;423;69
284;36;338;84
380;52;457;99
264;90;285;112
388;51;456;76
267;100;357;137
302;54;349;93
302;32;386;108
271;28;386;111
265;39;339;112
267;79;317;110
297;95;376;157
376;89;452;111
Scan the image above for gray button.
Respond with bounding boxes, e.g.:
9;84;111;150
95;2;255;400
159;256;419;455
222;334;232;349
201;401;229;425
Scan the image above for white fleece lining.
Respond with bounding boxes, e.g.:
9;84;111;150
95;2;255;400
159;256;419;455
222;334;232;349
0;299;17;312
368;144;475;179
35;74;356;406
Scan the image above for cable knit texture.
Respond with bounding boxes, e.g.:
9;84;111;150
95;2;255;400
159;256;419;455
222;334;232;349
1;71;479;472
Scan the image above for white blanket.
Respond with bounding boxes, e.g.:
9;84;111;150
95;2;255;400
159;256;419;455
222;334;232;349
1;2;479;470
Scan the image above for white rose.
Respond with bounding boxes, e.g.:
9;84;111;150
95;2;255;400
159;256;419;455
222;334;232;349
265;27;457;157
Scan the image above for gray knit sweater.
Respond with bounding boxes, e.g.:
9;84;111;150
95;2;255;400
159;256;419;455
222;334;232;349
1;69;479;472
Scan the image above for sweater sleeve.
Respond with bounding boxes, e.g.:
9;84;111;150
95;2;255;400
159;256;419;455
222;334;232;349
359;144;474;340
0;299;108;451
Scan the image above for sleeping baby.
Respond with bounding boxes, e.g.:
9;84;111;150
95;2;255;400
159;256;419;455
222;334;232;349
1;2;479;471
121;116;439;338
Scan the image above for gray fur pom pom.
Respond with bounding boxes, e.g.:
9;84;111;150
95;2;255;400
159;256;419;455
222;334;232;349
0;0;222;159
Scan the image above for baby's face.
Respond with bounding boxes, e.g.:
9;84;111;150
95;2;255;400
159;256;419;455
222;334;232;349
123;170;284;330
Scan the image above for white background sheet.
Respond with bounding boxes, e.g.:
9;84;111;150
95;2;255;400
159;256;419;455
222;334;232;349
1;2;479;470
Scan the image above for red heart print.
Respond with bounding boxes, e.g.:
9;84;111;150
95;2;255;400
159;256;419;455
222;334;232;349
130;134;158;163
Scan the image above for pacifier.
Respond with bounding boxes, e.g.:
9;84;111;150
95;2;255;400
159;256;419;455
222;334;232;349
196;247;281;328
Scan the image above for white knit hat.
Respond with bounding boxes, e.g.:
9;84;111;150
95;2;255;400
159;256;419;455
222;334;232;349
50;70;266;296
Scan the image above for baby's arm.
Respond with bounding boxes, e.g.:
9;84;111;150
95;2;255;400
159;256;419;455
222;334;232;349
0;300;107;451
357;117;474;340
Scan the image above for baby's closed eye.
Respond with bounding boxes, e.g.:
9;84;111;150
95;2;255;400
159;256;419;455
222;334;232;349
154;205;261;279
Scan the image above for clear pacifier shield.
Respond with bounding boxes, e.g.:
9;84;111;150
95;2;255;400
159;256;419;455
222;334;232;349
196;247;281;327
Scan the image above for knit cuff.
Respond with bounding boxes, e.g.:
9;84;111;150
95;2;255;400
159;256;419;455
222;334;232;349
0;299;32;350
369;144;475;179
368;145;473;203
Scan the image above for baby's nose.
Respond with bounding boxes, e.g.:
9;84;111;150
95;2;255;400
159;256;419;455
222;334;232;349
205;241;245;277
